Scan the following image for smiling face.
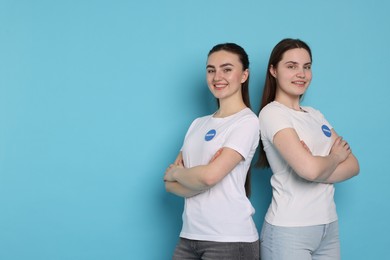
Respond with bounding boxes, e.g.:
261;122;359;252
271;48;312;100
206;50;249;102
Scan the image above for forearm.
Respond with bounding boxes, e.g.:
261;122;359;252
293;153;343;182
165;148;242;191
172;165;213;191
165;181;203;198
274;129;347;182
322;154;360;183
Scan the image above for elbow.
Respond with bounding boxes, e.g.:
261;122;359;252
297;168;326;182
349;157;360;178
195;166;220;188
196;165;226;189
353;163;360;177
300;172;319;182
201;175;219;188
349;155;360;178
294;164;322;182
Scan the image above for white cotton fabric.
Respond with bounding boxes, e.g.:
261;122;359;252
259;101;337;227
180;108;259;242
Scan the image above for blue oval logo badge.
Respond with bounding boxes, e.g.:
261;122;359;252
205;129;216;141
321;125;331;137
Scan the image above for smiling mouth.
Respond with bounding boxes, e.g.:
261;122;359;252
214;83;227;89
292;81;306;86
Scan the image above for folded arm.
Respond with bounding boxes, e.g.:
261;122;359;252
164;148;242;193
164;152;199;197
273;128;359;183
321;130;359;183
165;181;204;198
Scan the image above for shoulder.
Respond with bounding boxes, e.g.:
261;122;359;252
259;102;289;122
225;108;259;136
236;108;259;127
258;102;295;138
190;113;213;124
186;114;212;131
260;101;287;114
240;107;259;121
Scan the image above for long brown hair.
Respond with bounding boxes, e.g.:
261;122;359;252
256;38;312;168
208;43;253;197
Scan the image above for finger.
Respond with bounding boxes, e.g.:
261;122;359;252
174;159;182;166
177;159;184;167
165;165;174;173
336;136;345;146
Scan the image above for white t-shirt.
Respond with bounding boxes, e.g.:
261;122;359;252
180;108;259;242
259;101;337;227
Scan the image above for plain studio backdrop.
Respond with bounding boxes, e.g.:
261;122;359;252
0;0;388;259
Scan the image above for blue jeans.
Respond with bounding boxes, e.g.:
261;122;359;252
260;221;340;260
172;238;260;260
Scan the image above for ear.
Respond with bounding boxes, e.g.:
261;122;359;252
241;69;249;83
269;65;277;78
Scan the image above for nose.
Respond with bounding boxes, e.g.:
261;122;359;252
296;68;306;79
213;70;222;81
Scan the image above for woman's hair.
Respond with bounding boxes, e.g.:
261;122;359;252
257;38;312;168
208;43;251;109
208;43;253;197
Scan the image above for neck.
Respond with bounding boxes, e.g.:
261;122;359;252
275;93;301;111
215;99;247;118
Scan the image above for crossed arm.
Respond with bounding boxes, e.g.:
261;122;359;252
164;148;241;197
274;128;359;183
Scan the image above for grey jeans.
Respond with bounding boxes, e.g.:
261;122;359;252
172;237;260;260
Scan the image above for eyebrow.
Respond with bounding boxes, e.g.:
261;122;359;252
284;61;312;65
206;63;235;69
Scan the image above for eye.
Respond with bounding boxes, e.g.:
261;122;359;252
287;65;297;69
223;68;232;73
304;65;311;70
207;69;215;74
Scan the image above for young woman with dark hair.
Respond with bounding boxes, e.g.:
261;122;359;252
258;38;359;260
164;43;260;259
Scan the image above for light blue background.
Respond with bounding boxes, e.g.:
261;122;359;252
1;0;388;259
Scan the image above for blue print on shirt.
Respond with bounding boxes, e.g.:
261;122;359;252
205;129;216;141
321;125;331;137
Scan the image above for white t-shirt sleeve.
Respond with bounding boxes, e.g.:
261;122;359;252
223;115;259;160
259;104;293;143
180;118;200;151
